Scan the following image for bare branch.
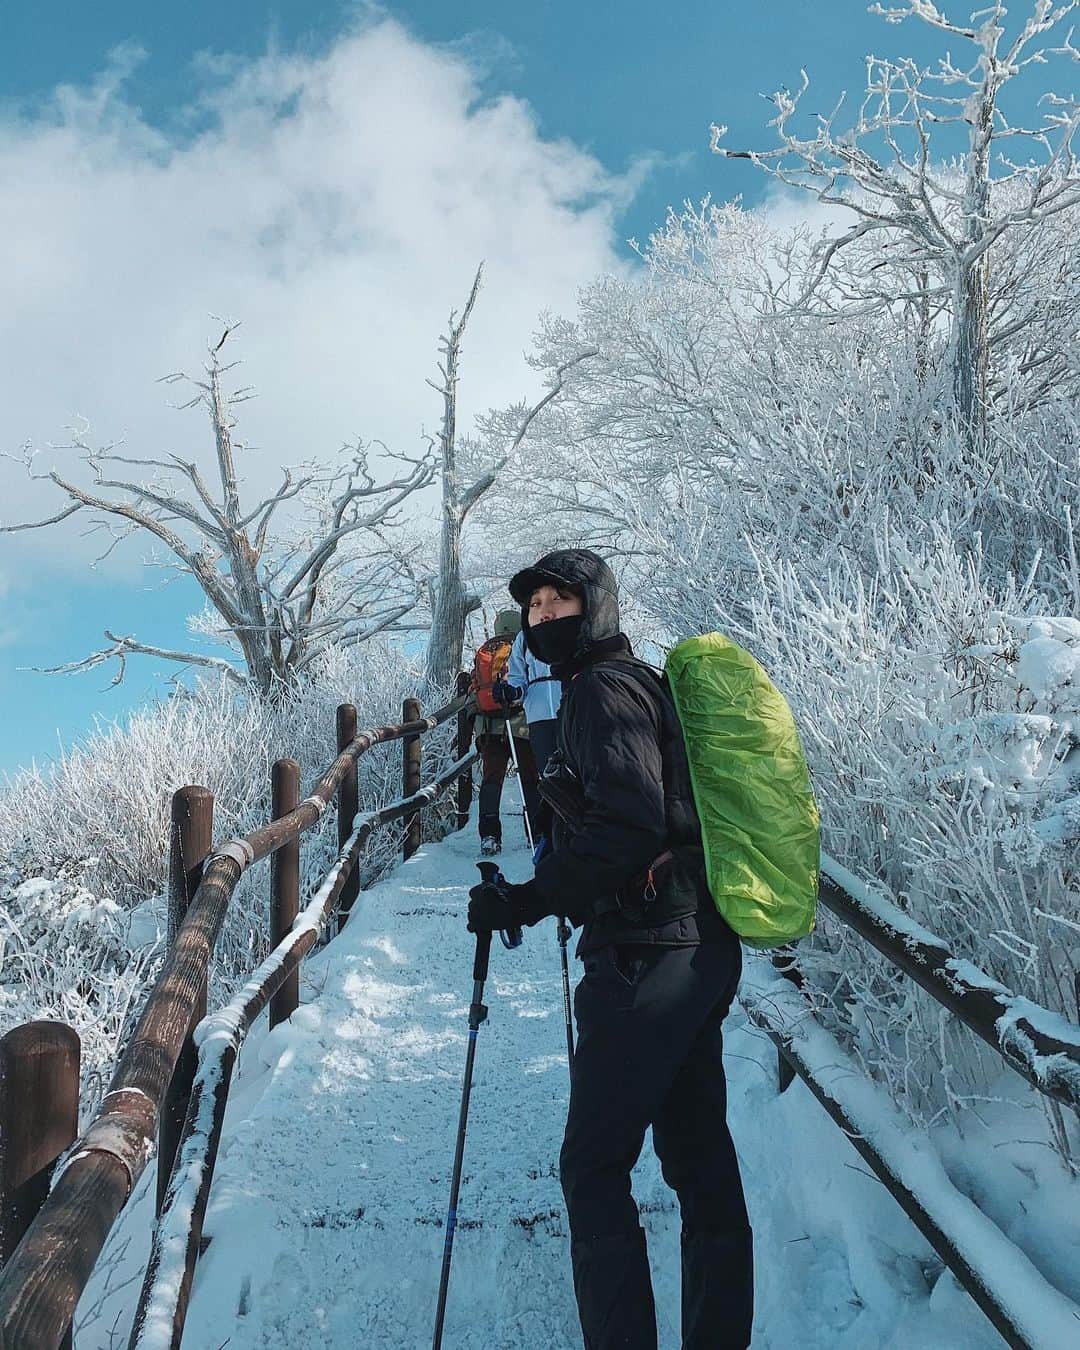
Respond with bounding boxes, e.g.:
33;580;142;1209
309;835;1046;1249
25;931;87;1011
460;346;599;518
165;455;228;528
278;452;435;605
292;597;422;672
2;502;83;533
86;471;226;541
45;469;246;627
30;630;247;687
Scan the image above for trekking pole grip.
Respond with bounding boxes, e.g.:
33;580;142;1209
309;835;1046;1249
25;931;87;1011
476;860;522;950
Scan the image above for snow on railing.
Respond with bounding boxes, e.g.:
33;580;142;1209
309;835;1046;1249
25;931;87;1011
129;752;477;1350
741;961;1080;1350
817;855;1080;1111
0;684;476;1350
744;852;1080;1350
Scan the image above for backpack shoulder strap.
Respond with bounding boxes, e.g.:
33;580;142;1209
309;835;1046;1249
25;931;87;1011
589;655;671;714
586;656;700;848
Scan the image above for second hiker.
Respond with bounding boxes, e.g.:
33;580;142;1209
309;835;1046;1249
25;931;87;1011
470;609;541;856
492;617;563;780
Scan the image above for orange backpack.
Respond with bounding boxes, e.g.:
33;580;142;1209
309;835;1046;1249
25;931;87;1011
472;635;514;714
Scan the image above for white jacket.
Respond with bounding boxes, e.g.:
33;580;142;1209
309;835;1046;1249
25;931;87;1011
507;630;562;724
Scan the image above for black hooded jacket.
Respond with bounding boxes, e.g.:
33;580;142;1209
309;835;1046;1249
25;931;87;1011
508;549;731;955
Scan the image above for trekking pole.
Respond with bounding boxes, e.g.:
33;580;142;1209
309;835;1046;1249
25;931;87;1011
432;924;492;1350
503;717;535;852
556;916;576;1065
433;863;522;1348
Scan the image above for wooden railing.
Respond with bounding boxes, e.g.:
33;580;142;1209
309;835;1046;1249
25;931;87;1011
2;680;1079;1350
815;859;1080;1111
0;682;476;1350
744;854;1080;1350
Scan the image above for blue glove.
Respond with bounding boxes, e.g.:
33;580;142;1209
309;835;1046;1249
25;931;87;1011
492;679;523;708
532;835;551;866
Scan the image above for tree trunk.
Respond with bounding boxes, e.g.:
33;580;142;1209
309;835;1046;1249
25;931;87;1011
913;267;933;390
952;252;990;459
426;502;467;689
952;48;996;460
424;267;484;690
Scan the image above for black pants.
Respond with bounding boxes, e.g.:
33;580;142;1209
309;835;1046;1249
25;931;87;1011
476;730;540;844
560;941;753;1349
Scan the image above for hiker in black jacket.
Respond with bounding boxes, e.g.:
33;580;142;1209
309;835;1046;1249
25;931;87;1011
467;549;753;1350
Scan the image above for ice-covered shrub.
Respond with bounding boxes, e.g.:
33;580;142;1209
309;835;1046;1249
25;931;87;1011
0;639;462;1114
735;539;1079;1152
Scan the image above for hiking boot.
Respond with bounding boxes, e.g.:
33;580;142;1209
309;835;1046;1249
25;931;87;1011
480;835;501;857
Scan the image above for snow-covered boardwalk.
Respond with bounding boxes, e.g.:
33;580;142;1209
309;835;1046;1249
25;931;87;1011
168;824;1003;1349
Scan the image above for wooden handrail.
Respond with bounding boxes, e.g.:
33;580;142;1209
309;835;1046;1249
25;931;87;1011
129;750;477;1349
753;857;1080;1349
0;690;474;1350
741;965;1080;1350
818;856;1080;1111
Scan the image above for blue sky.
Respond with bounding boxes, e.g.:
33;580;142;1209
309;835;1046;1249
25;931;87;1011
0;2;996;774
3;2;949;245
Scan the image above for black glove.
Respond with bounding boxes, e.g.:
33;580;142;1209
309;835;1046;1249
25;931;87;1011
492;679;523;708
467;876;547;933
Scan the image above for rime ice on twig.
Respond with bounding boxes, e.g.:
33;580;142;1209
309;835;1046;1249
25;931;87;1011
712;0;1080;449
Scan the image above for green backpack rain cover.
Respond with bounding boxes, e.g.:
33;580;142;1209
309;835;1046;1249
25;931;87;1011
664;633;820;949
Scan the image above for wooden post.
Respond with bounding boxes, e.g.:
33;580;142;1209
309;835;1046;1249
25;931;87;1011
0;1021;80;1350
336;704;360;932
402;698;422;860
270;759;301;1030
777;1047;796;1094
772;947;802;1095
455;671;473;831
159;785;214;1217
0;1022;81;1268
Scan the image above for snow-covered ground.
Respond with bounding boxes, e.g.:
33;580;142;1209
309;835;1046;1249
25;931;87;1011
77;815;1072;1348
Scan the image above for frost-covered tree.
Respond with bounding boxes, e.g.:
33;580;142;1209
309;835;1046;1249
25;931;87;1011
3;327;434;697
713;0;1080;449
481;195;1079;1161
503;182;1078;609
490;202;924;588
424;266;595;687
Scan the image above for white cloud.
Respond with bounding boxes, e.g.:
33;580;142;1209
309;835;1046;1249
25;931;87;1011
0;18;633;571
751;183;858;238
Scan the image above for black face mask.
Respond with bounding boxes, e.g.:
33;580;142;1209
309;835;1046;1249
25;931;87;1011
524;614;584;667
